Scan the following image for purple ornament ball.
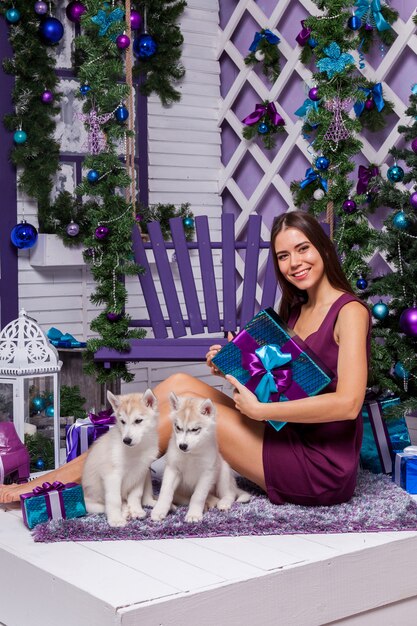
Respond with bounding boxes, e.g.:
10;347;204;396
412;138;417;154
342;198;357;214
41;90;54;104
130;10;142;30
410;191;417;209
308;87;320;101
364;98;375;111
116;34;130;49
95;225;109;240
34;1;48;15
66;1;86;23
106;312;122;322
399;307;417;337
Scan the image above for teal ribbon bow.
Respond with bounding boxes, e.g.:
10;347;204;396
91;7;124;39
316;42;355;79
354;0;391;32
300;167;328;192
253;345;292;402
354;83;384;116
294;98;319;118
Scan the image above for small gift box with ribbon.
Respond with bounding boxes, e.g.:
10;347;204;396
212;308;334;432
20;481;87;529
360;396;410;474
65;409;116;462
393;446;417;494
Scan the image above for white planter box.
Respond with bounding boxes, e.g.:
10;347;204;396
29;234;85;268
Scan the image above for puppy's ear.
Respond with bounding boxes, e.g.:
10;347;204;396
107;390;120;412
199;398;216;419
143;389;157;410
169;392;180;412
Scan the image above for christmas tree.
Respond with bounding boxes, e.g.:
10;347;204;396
367;87;417;417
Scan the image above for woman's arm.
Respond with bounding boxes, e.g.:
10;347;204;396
227;301;370;424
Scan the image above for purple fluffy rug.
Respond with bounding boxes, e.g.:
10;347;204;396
32;471;417;543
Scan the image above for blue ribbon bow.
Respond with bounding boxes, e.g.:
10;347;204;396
294;98;319;118
91;7;124;38
300;167;328;192
354;83;385;116
252;345;292;402
316;42;355;79
354;0;391;32
249;29;280;52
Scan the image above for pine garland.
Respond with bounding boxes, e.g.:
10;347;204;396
354;3;398;54
138;202;195;240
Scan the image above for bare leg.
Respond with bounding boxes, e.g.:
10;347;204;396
0;453;87;503
155;373;266;491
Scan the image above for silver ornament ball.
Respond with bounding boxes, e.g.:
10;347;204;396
313;189;325;200
254;50;265;61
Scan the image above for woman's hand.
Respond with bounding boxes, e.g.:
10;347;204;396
206;344;224;376
226;375;264;421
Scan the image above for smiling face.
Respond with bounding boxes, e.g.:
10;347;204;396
274;227;326;292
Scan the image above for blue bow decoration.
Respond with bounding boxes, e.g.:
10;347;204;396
253;345;292;402
354;0;391;32
249;29;280;52
91;7;124;39
300;167;328;192
294;98;319;118
316;42;355;79
354;83;385;116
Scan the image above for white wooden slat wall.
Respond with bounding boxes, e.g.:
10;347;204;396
16;0;224;396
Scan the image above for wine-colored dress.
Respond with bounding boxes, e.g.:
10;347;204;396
262;292;371;506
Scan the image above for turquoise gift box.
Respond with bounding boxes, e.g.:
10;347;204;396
393;447;417;494
20;481;87;529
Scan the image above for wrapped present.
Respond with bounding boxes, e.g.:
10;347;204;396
20;481;87;529
212;308;334;432
360;397;410;474
66;409;115;462
0;422;30;484
393;446;417;494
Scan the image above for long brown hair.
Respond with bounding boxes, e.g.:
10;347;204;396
271;211;354;321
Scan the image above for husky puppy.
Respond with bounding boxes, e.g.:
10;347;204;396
151;393;250;523
82;389;159;527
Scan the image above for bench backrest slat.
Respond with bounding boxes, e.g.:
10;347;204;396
170;217;205;335
261;246;280;309
221;213;237;332
195;215;221;332
132;225;168;339
240;214;262;327
148;221;187;338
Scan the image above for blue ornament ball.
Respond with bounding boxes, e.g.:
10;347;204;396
387;165;404;183
32;396;46;412
35;458;46;470
79;84;91;95
356;277;368;290
6;8;21;23
183;217;194;228
14;130;27;144
372;301;389;320
87;169;100;184
45;405;54;417
392;211;409;230
394;362;409;380
133;33;157;59
39;17;64;45
348;15;362;30
10;221;38;249
115;106;129;122
257;122;269;134
315;156;330;171
308;37;318;48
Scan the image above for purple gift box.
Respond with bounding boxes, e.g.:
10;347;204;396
66;409;116;462
20;481;87;529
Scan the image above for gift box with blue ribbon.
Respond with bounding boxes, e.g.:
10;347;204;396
393;446;417;494
65;409;116;462
360;396;410;474
20;481;87;529
212;308;334;432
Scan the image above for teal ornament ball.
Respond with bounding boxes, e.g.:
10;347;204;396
183;217;194;228
6;8;20;23
87;169;99;184
315;156;329;170
45;405;54;417
392;211;409;230
394;362;409;380
387;165;404;183
115;106;129;122
14;130;27;144
35;458;46;470
257;122;269;134
356;277;368;290
372;301;389;320
32;396;46;412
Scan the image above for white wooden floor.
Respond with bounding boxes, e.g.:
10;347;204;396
1;496;417;626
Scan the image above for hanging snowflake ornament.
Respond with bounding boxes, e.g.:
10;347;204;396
323;98;351;143
76;108;114;155
316;43;355;79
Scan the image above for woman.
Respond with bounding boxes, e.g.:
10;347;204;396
0;211;370;506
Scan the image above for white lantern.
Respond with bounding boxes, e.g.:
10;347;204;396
0;309;62;468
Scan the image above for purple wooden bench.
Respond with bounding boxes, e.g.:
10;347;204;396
94;213;280;367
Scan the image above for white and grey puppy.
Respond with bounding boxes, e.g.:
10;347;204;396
82;389;159;527
151;393;250;523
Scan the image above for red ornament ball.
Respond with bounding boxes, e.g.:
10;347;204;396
399;307;417;337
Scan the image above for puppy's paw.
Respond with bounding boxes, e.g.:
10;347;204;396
142;496;158;509
216;498;233;511
237;491;251;503
151;506;168;522
129;505;146;520
185;508;203;523
205;494;219;510
107;514;127;528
